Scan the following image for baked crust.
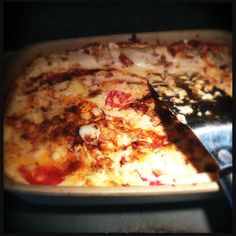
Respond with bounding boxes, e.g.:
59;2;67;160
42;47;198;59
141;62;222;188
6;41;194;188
4;40;231;186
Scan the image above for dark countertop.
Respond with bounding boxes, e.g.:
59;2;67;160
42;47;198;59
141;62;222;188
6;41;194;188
4;191;232;233
4;2;232;51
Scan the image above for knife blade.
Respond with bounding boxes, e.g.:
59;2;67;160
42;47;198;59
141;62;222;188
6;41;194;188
149;73;232;205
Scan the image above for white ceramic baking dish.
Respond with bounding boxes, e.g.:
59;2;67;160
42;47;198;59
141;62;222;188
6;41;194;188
4;30;232;204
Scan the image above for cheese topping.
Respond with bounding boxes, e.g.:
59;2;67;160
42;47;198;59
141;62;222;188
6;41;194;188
4;39;230;187
79;124;100;143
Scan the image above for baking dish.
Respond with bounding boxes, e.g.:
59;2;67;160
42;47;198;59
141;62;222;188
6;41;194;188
4;30;232;204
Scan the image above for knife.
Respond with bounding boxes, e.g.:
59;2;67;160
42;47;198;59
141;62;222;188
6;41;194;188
149;73;232;206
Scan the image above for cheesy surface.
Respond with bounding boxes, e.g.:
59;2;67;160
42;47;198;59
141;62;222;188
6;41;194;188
4;39;231;187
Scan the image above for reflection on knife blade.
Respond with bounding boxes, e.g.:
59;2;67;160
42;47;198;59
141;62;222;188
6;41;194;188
149;79;232;205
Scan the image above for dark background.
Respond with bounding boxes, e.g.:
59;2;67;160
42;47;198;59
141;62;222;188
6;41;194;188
3;1;233;233
4;1;232;51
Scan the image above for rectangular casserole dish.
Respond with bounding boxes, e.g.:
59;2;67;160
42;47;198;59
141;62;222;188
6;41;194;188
4;30;232;205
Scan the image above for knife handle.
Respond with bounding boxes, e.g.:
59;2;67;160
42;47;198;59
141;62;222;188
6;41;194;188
219;167;232;207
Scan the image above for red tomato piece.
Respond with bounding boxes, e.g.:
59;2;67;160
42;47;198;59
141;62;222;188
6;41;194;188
119;156;127;166
19;165;65;186
149;180;164;186
105;90;131;108
135;170;148;182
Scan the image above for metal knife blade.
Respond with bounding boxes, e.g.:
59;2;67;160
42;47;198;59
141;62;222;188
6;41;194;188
149;74;232;205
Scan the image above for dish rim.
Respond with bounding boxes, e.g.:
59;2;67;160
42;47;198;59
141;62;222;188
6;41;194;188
4;29;231;197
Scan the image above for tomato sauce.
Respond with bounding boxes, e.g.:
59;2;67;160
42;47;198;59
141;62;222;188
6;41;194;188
105;90;131;108
19;165;65;186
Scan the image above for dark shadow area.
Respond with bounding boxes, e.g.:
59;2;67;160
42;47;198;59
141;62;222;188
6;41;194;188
150;85;219;178
4;1;232;51
4;191;231;233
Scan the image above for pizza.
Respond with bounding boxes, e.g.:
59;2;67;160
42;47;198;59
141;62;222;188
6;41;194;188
4;38;232;187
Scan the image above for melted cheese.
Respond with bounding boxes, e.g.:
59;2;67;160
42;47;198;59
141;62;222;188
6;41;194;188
4;40;229;187
51;146;67;161
79;124;100;143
